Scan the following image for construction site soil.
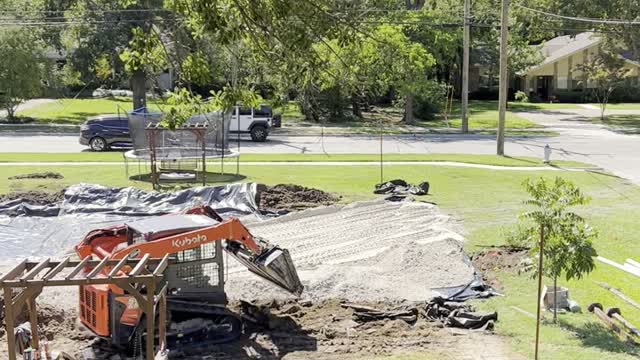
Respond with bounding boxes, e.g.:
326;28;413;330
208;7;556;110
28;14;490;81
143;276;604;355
257;184;339;213
0;190;65;205
8;172;64;180
0;186;517;359
0;299;519;360
470;248;529;291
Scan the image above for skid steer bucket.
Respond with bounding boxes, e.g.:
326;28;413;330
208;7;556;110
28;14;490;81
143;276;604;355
225;242;304;296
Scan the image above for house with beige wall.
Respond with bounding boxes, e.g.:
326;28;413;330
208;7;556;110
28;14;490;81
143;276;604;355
519;32;640;100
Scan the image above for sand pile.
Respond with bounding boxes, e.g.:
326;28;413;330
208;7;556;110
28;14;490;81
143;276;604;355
227;199;474;302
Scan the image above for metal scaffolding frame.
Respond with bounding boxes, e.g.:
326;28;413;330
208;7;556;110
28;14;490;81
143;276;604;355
0;255;171;360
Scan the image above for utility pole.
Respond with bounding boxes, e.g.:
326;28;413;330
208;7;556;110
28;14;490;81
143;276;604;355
534;224;545;360
496;0;509;155
461;0;470;133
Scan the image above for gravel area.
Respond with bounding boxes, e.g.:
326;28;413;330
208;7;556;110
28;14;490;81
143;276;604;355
227;199;474;302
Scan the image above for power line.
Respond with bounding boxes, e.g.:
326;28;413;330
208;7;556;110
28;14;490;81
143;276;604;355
0;19;179;27
0;8;171;14
515;4;640;25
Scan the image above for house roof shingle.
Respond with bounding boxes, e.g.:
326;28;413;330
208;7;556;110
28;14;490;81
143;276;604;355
532;32;601;71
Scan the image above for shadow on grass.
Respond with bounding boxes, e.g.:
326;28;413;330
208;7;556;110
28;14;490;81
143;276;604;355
558;318;639;356
597;114;640;134
503;155;539;165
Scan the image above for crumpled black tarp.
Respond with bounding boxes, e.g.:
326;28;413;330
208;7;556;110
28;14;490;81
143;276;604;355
431;273;502;302
374;179;430;196
424;297;498;330
431;252;501;302
0;183;262;261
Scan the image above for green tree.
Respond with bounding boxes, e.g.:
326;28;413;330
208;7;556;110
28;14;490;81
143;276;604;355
576;51;631;120
314;24;435;121
0;27;48;122
518;177;598;323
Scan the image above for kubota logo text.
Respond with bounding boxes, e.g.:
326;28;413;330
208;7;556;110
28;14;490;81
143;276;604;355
172;234;207;248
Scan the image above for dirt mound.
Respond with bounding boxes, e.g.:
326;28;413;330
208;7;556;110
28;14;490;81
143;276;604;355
0;303;93;358
471;248;529;291
8;172;64;180
257;184;339;212
471;248;528;274
0;190;64;205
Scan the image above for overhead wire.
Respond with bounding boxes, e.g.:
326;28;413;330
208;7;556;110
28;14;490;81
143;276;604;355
514;4;640;26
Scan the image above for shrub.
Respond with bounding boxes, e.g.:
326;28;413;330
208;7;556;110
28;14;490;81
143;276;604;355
412;81;449;120
502;223;533;250
514;90;529;103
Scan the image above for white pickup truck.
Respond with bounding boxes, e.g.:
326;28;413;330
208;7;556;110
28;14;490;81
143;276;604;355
230;105;281;142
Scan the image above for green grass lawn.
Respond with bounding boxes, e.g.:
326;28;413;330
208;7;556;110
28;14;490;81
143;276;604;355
590;114;640;134
0;152;591;168
275;100;548;133
17;97;164;124
16;98;568;135
0;158;638;359
597;103;640;110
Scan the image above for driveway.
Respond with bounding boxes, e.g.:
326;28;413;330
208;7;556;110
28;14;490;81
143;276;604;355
513;108;640;184
0;107;639;184
0;98;56;119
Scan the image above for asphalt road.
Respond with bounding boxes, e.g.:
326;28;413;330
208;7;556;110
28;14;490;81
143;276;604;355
1;108;639;184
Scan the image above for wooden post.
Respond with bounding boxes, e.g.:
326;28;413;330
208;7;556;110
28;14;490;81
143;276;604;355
158;290;167;350
27;297;39;351
461;0;470;133
4;286;17;360
496;0;509;155
145;279;156;360
534;224;545;360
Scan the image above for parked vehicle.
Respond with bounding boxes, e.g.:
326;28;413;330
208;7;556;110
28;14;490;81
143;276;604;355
79;115;131;151
80;105;281;151
229;105;281;142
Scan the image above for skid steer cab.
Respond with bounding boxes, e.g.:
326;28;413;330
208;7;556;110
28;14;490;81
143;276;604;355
75;206;303;347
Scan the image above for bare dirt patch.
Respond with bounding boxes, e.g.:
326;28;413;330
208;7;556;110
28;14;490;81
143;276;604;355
0;299;518;359
0;190;64;206
471;248;529;291
257;184;339;212
0;303;93;360
8;172;64;180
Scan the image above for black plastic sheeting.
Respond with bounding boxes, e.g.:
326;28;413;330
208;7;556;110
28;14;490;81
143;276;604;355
430;253;501;302
374;179;430;196
431;274;501;302
0;183;260;218
0;183;261;261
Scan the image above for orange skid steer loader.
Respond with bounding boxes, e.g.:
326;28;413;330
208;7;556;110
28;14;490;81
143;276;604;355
74;206;303;348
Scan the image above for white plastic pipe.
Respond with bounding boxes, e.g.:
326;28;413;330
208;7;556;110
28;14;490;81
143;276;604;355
625;258;640;270
597;256;640;278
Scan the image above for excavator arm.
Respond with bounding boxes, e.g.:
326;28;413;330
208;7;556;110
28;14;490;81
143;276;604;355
110;217;260;259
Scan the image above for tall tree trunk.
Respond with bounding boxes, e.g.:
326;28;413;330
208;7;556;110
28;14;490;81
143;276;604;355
131;69;147;111
403;0;423;124
6;106;16;122
404;94;414;124
553;275;558;323
352;94;362;118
